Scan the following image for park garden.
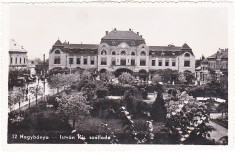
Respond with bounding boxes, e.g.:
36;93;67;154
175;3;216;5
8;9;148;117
8;68;228;144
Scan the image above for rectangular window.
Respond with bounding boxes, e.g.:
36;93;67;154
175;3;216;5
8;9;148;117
69;58;74;64
140;60;146;66
10;57;12;64
84;58;87;65
165;60;169;66
101;58;107;65
172;61;176;66
15;58;18;64
121;59;126;65
158;60;162;66
20;58;21;64
131;59;135;65
90;59;94;65
152;60;155;66
112;60;116;65
184;60;190;67
24;58;25;64
77;58;80;64
54;58;61;64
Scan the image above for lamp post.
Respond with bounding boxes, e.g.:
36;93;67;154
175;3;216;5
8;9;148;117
43;54;46;101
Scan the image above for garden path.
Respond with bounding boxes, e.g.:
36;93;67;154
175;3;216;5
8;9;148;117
208;120;228;142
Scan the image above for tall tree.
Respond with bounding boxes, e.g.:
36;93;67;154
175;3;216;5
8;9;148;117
58;92;92;129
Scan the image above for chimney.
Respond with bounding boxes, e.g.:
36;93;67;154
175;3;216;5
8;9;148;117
140;35;142;38
68;41;69;44
114;28;117;32
129;28;132;31
137;32;139;35
106;31;108;35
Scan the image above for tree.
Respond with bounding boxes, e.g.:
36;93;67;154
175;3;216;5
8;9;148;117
165;93;214;144
178;73;186;84
48;73;80;92
201;55;205;60
151;92;167;122
123;90;135;114
58;92;92;129
35;59;49;75
152;74;162;84
184;71;195;84
118;72;135;85
29;85;43;105
100;71;115;83
9;89;23;110
156;69;179;83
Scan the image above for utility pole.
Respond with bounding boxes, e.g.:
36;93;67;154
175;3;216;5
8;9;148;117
43;54;46;100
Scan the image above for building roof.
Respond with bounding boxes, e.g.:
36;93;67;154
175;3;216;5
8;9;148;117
149;45;181;51
101;29;145;46
9;39;27;53
51;41;98;54
181;43;191;50
201;58;208;64
102;29;144;40
63;43;98;50
207;49;228;59
54;39;63;46
149;44;193;56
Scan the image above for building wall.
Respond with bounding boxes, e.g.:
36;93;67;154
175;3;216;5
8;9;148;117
9;52;28;68
49;43;196;74
178;52;195;73
49;48;97;70
149;56;179;71
97;42;149;72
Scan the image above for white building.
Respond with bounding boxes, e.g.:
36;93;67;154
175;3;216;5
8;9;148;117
49;29;195;80
9;39;28;69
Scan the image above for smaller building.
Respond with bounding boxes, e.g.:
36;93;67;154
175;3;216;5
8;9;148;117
9;39;28;69
27;60;36;75
196;48;228;84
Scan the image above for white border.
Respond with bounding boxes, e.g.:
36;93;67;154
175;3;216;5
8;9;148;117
0;0;235;153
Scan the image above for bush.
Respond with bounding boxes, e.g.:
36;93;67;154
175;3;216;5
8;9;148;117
151;92;167;122
165;92;214;144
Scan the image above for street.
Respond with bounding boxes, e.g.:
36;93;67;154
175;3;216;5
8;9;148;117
9;78;57;112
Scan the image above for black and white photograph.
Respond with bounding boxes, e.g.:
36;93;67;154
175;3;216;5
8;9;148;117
1;0;234;148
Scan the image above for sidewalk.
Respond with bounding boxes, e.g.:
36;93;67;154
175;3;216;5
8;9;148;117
9;79;58;112
208;120;228;142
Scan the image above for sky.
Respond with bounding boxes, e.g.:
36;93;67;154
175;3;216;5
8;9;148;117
9;5;229;60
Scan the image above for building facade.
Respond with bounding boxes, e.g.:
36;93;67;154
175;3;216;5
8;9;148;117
9;39;28;69
49;29;195;79
196;48;228;84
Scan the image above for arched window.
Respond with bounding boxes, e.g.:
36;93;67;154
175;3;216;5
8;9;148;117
121;51;126;56
140;51;146;56
55;50;60;54
112;51;116;55
185;53;190;57
131;52;135;56
101;50;107;55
